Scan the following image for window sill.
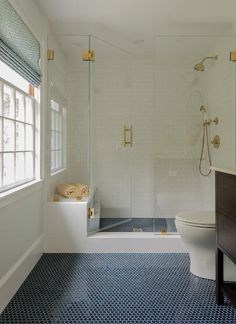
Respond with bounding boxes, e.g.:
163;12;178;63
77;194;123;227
51;168;67;177
0;179;44;209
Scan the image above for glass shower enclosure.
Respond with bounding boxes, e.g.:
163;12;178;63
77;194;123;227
48;34;235;235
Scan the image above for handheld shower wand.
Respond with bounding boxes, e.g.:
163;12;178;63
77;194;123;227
199;105;212;176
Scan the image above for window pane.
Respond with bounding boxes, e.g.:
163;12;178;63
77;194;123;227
3;119;15;151
51;151;56;171
51;131;56;150
51;100;59;112
0;61;30;93
25;125;33;150
51;111;55;130
25;152;33;178
15;92;25;122
55;151;58;169
0;82;2;116
0;118;2;151
25;97;33;124
16;122;25;151
0;153;2;187
56;132;59;149
55;151;59;169
50;100;65;174
55;113;59;131
15;152;25;181
58;133;62;150
58;150;62;168
3;85;14;118
3;153;14;185
58;114;62;131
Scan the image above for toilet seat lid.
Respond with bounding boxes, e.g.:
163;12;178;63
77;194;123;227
176;211;215;227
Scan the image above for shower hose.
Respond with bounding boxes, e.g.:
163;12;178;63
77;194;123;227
199;121;212;176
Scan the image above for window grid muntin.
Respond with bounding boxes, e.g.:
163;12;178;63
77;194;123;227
0;78;35;193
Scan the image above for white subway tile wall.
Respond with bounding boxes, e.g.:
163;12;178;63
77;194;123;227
63;36;235;220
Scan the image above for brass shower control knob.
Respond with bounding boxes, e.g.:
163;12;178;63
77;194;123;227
211;135;220;148
212;117;218;125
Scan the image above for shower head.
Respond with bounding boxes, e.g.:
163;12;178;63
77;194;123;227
194;62;205;71
194;55;218;72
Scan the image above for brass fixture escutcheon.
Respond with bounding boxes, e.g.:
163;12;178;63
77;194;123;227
212;117;218;125
211;135;220;149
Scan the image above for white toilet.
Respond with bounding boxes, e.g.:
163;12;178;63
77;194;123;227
175;210;236;280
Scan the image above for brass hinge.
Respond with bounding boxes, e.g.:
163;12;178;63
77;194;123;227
47;49;55;61
83;50;95;62
230;51;236;62
88;207;95;219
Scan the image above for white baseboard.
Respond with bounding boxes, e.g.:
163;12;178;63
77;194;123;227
0;235;44;314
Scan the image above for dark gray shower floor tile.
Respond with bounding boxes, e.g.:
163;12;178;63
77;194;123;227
99;217;177;233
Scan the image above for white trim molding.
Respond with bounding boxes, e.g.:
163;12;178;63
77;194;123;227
0;180;43;209
0;235;44;314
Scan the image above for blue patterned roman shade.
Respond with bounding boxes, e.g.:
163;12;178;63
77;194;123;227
0;0;41;87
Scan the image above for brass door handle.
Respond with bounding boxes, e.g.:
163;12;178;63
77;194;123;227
123;125;133;147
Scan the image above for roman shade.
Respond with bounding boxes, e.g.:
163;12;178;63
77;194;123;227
0;0;41;87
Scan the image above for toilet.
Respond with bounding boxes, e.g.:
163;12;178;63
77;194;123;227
175;210;236;280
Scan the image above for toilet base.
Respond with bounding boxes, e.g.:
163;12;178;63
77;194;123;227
189;248;236;281
175;216;236;281
189;250;215;280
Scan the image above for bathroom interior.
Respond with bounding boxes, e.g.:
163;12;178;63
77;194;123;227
1;0;236;323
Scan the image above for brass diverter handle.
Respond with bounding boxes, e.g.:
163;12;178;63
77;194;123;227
211;135;220;149
123;125;133;147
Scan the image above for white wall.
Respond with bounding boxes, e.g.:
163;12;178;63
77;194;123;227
0;189;43;279
199;36;236;168
154;37;213;218
0;0;51;312
130;57;155;218
154;36;236;218
66;42;90;185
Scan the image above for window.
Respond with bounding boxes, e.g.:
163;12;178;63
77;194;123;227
50;99;66;173
0;0;41;194
0;69;38;193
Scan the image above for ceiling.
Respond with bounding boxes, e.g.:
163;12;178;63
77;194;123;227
38;0;236;36
38;0;236;55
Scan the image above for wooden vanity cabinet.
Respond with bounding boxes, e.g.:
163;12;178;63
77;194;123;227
215;171;236;307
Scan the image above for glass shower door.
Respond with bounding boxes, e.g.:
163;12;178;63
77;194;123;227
89;36;132;232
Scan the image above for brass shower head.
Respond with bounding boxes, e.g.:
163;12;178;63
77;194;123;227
194;62;205;72
194;55;218;72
